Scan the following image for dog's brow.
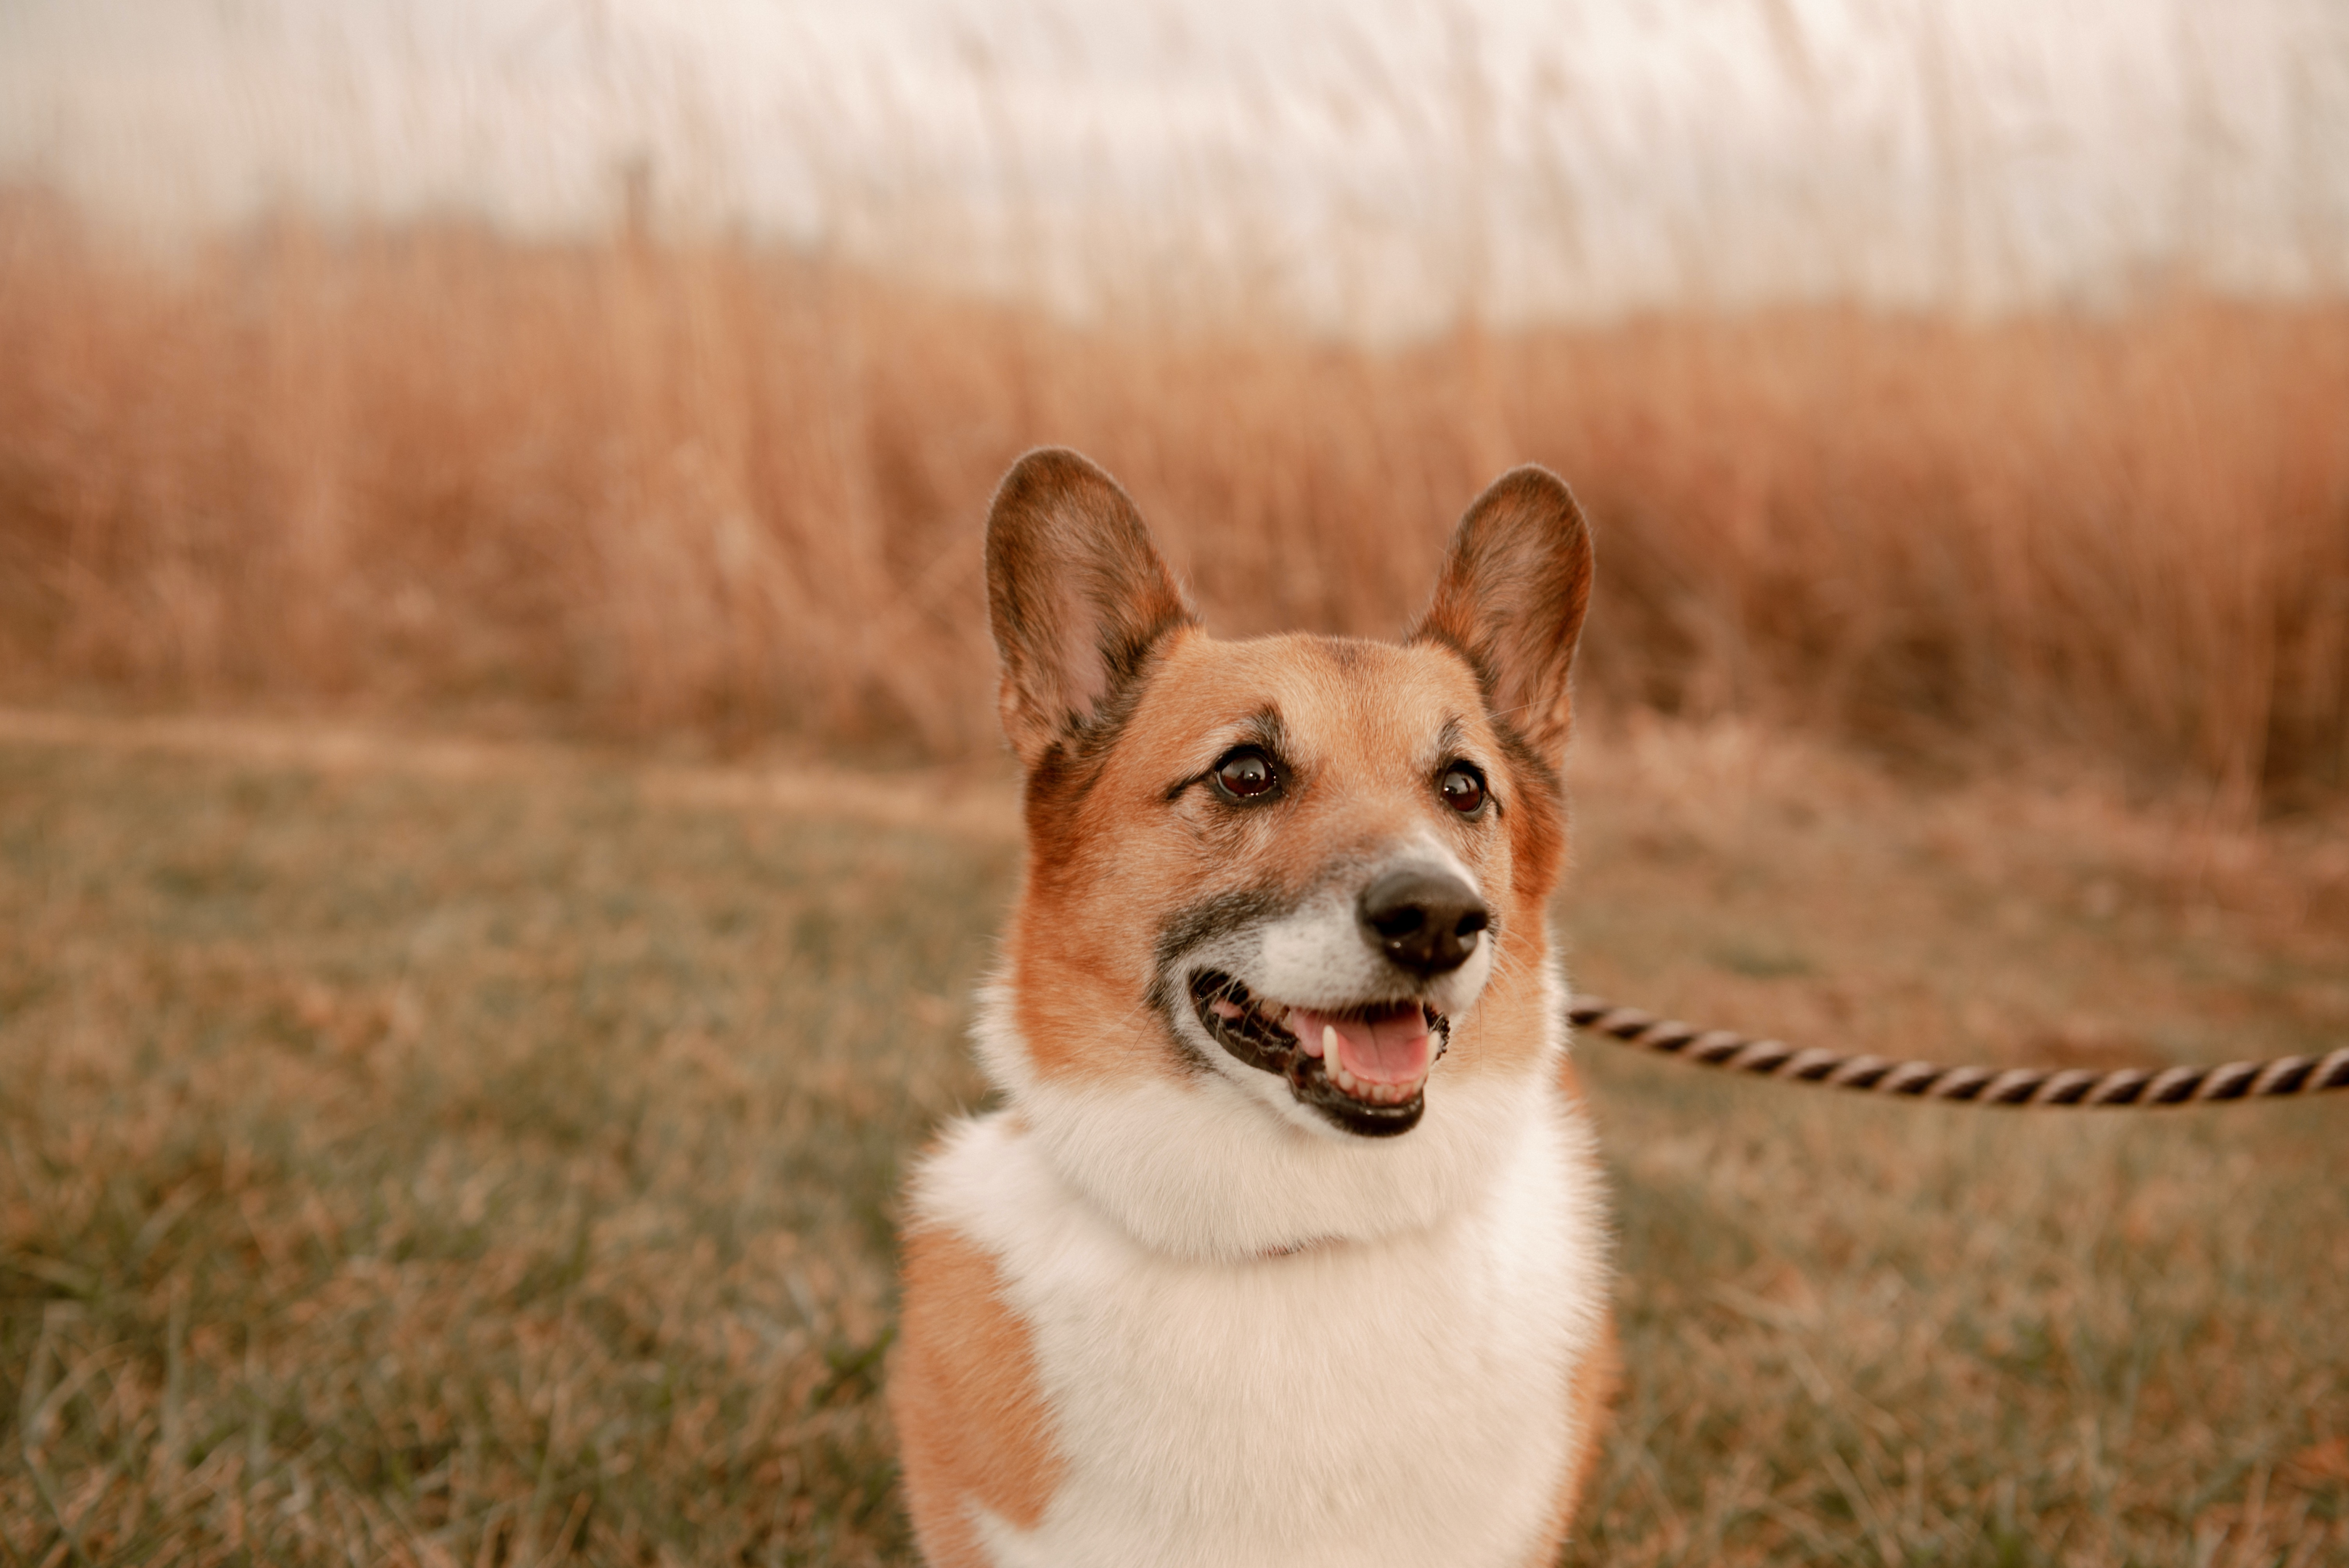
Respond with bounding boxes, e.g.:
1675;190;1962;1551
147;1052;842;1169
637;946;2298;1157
1160;705;1288;800
1241;706;1287;756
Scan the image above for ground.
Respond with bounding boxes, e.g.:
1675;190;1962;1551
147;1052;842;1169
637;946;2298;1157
2;709;2345;1566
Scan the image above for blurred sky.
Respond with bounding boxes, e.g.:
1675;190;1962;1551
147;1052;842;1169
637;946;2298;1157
4;0;2347;330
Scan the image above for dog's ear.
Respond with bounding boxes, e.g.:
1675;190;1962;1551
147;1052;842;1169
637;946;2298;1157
1413;465;1595;761
986;448;1196;767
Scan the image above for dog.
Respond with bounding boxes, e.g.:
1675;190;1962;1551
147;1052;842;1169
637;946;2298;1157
889;449;1614;1567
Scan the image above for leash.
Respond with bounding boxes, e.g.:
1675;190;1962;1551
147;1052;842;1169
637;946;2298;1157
1568;997;2349;1108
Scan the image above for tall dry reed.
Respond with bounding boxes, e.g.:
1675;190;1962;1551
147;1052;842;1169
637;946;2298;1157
3;191;2345;799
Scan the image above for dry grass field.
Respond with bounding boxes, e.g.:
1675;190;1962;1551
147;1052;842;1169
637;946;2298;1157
3;710;2345;1566
4;163;2349;1565
4;194;2348;802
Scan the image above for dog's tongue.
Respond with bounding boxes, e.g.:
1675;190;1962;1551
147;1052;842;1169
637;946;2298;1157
1290;1003;1433;1085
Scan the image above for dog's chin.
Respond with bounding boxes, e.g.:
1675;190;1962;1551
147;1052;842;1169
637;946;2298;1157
1187;970;1453;1138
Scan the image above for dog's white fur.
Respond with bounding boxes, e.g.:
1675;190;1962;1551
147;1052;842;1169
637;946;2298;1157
902;952;1610;1567
894;449;1611;1567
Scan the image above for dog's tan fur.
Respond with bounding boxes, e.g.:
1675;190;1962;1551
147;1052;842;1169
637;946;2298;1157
891;1228;1065;1567
1003;630;1562;1090
891;449;1612;1567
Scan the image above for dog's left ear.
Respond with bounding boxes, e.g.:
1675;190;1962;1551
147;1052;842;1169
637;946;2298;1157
986;448;1197;767
1413;465;1595;761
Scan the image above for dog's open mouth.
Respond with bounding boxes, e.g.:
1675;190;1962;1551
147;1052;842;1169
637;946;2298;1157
1188;971;1449;1137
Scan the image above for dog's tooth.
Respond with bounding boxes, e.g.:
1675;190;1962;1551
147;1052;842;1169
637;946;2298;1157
1318;1024;1337;1062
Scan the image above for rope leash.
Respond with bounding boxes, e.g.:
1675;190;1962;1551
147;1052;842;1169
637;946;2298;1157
1567;997;2349;1108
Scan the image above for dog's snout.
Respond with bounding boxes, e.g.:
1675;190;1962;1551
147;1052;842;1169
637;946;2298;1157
1357;867;1489;978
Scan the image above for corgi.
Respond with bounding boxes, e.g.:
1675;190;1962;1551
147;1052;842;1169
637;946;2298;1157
890;449;1614;1568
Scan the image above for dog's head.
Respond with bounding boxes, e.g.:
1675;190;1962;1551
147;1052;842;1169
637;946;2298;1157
983;448;1592;1151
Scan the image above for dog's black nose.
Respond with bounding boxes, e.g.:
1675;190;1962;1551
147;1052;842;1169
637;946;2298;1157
1357;867;1489;977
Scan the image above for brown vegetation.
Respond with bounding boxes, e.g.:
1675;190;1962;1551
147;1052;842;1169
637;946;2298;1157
3;190;2348;801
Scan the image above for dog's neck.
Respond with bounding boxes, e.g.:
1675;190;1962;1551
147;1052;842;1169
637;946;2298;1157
973;980;1565;1265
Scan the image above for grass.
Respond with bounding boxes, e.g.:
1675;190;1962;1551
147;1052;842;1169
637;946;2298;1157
0;719;1010;1564
2;710;2344;1565
4;193;2348;801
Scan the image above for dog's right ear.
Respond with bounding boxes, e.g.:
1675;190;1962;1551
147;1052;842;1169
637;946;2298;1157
985;448;1196;767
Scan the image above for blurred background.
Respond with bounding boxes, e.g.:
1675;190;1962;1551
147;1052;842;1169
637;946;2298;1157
4;4;2348;1565
4;0;2347;800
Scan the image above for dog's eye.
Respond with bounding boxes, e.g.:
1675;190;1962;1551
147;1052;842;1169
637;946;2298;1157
1211;747;1282;803
1439;763;1486;814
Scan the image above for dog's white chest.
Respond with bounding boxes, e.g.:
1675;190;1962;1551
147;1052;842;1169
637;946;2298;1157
918;1098;1609;1568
